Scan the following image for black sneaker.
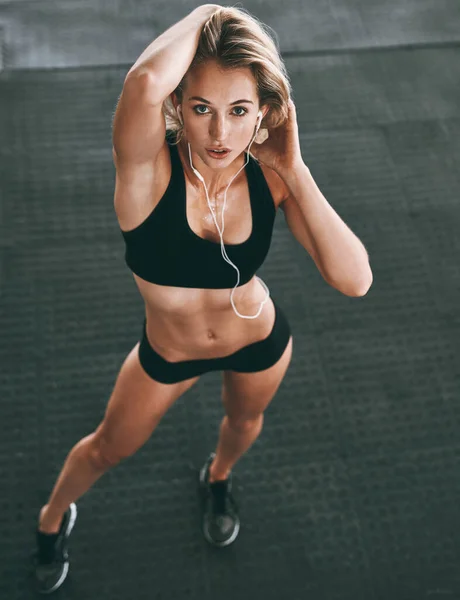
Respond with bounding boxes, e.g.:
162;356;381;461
199;453;240;547
32;503;78;594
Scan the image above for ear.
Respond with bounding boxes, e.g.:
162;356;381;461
260;104;270;121
170;92;180;111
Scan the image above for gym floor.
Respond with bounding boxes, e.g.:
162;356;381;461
1;1;460;599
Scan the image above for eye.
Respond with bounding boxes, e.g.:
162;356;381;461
193;105;248;117
233;106;248;117
193;105;209;115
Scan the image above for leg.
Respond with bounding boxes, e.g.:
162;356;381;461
209;335;293;482
39;342;200;532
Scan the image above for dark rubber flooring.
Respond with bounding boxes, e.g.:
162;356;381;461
1;2;460;599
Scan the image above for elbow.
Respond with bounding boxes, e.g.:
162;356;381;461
347;272;373;297
331;270;373;297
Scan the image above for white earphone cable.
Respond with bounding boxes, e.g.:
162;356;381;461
180;109;270;319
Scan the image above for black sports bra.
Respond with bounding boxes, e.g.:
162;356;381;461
120;130;277;289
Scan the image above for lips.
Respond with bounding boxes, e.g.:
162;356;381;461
207;148;230;153
206;148;231;160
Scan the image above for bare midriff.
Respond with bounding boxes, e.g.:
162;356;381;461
134;273;275;363
115;139;287;364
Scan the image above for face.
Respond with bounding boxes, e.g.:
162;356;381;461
173;60;268;175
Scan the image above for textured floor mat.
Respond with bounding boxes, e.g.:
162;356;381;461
1;4;460;600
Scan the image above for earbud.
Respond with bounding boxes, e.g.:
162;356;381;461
256;111;263;130
254;110;268;144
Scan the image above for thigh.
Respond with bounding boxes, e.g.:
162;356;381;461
93;342;200;464
222;336;293;424
221;300;293;423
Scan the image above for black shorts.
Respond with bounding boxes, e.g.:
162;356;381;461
137;298;292;384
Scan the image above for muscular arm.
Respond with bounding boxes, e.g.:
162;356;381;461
126;5;220;104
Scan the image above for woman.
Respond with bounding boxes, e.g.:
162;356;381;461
33;4;372;594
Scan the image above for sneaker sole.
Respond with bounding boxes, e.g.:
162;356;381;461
203;516;240;548
38;503;78;595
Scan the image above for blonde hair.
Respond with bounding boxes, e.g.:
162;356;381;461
162;5;293;157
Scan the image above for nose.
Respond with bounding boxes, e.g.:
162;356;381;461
209;113;228;141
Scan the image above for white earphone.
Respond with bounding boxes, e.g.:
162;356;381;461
174;103;271;319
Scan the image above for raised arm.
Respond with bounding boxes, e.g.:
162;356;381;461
111;6;222;230
127;4;221;91
112;4;220;164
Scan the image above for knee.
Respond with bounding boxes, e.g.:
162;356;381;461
87;430;127;470
227;413;264;434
